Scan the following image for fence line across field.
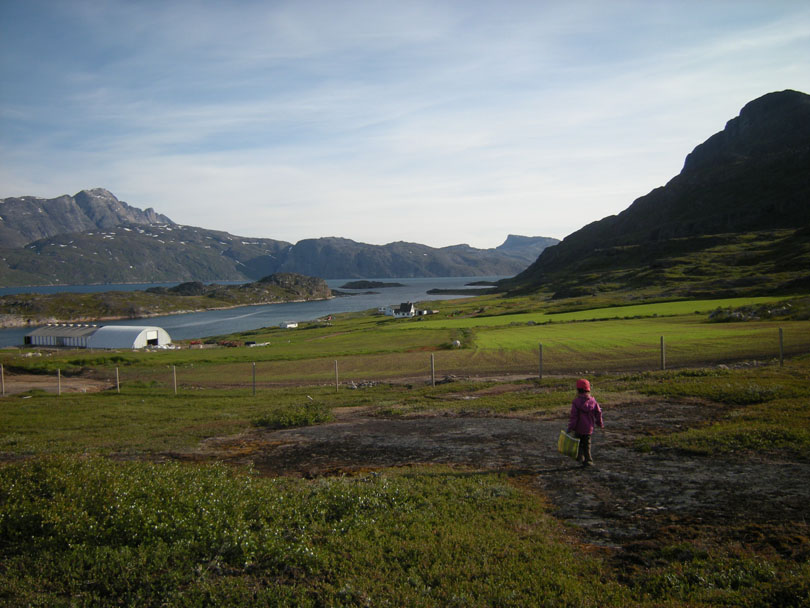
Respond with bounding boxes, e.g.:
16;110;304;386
157;327;797;393
165;328;792;393
2;327;800;396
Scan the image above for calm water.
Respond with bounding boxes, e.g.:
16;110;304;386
0;277;500;347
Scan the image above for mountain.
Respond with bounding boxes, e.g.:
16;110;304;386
493;235;560;264
270;237;556;279
500;89;810;298
0;190;558;285
0;224;293;286
0;188;173;248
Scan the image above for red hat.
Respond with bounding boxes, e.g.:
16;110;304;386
576;378;591;391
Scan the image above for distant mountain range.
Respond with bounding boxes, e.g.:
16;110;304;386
0;189;558;286
500;89;810;299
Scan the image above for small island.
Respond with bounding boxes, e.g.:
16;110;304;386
0;273;332;327
339;281;405;289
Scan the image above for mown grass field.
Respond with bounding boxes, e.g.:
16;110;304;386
1;293;809;606
6;295;807;384
412;296;789;328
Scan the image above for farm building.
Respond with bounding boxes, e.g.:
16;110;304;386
380;303;431;318
24;324;98;348
392;302;416;318
24;324;172;349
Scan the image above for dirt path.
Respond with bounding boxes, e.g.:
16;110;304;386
195;397;810;563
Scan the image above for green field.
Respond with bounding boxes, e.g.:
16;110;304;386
1;293;809;606
7;295;805;384
412;296;788;328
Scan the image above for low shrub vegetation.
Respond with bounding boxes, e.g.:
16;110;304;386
0;458;628;607
252;401;333;429
625;361;810;458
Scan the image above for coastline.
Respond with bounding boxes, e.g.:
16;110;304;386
0;296;335;329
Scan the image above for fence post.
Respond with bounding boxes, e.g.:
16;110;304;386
115;367;120;394
57;368;61;396
779;327;784;367
431;353;435;387
538;343;543;379
1;364;4;397
173;365;177;395
660;336;666;370
335;360;339;392
252;362;256;396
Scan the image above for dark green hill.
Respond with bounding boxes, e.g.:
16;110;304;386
500;89;810;299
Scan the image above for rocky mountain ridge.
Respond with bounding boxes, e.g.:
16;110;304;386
500;89;810;298
0;188;173;248
0;190;557;286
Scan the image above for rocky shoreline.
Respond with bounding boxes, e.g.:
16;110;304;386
0;273;333;329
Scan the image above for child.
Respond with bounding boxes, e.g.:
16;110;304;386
567;378;604;466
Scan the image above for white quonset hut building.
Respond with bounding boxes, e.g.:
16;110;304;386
24;325;172;349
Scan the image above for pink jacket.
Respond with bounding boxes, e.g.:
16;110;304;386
567;395;604;436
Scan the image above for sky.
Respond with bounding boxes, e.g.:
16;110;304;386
1;1;808;249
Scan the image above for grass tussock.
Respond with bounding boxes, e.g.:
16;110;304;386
252;401;333;429
622;363;810;458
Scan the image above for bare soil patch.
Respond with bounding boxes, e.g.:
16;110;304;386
193;395;810;568
0;373;111;395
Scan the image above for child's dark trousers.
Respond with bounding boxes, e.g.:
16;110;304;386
575;433;593;464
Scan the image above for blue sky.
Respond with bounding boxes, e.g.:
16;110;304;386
1;1;808;248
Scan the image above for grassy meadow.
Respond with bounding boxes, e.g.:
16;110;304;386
1;292;809;606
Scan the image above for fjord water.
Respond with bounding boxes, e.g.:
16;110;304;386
0;277;499;347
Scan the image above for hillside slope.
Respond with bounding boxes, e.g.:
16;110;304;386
501;89;810;298
0;224;292;286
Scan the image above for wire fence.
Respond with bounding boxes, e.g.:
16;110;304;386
2;326;808;396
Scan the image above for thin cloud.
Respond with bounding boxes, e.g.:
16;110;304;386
1;1;808;248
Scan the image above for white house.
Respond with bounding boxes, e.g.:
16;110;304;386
392;302;416;318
